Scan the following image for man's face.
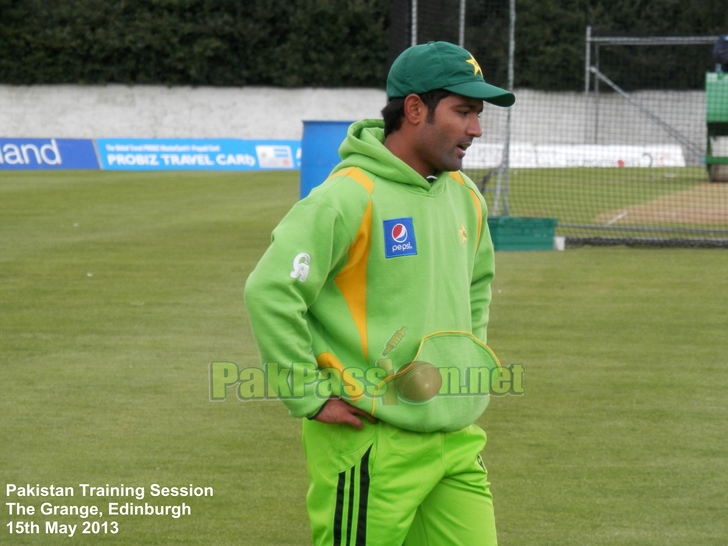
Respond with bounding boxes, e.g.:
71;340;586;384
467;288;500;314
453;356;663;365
415;94;483;176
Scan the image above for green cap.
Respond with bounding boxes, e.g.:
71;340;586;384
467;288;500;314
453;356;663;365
386;41;515;107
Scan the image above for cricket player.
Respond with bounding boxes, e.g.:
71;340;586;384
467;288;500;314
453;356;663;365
245;41;515;545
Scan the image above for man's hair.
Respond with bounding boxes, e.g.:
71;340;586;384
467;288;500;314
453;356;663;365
381;89;453;137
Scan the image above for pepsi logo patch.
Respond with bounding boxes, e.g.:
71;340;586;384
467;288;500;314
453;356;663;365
383;217;417;258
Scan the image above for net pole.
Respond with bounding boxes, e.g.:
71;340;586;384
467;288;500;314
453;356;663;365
493;0;515;216
593;43;600;143
585;26;591;143
585;26;591;94
411;0;418;46
501;0;516;216
458;0;466;48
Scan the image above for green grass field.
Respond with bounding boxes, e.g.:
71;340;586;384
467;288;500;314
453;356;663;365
2;170;727;545
468;166;728;238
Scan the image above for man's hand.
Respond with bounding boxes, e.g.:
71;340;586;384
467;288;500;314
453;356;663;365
314;398;377;430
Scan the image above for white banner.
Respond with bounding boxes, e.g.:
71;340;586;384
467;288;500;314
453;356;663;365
463;143;686;169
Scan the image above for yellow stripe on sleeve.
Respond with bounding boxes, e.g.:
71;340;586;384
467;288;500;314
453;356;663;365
334;168;374;361
451;171;483;243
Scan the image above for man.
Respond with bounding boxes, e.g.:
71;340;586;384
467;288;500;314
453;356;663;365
245;41;515;545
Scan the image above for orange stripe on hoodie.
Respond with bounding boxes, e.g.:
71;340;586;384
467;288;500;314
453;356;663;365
450;171;483;242
333;168;374;361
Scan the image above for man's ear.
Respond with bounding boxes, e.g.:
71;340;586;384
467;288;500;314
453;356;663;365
402;94;427;126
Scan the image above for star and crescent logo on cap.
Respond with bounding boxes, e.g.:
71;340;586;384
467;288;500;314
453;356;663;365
466;54;482;77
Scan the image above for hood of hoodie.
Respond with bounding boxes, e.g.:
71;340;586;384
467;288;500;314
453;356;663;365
332;119;448;193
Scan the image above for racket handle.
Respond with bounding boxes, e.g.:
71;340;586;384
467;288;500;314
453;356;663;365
382;326;407;356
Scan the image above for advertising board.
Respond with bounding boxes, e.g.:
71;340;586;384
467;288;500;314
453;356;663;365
96;139;301;171
0;139;99;170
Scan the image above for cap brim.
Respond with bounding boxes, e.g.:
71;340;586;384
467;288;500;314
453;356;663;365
445;81;515;107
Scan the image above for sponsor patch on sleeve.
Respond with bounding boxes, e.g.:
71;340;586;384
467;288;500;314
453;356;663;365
383;217;417;258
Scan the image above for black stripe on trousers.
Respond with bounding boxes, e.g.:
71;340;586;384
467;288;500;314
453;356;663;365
332;446;372;546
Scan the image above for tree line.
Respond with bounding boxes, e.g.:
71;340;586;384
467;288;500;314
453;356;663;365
0;0;725;90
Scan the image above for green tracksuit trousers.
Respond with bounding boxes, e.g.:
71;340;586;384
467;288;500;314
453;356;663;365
302;418;498;546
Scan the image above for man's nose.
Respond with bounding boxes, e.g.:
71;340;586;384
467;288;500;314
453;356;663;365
467;114;483;138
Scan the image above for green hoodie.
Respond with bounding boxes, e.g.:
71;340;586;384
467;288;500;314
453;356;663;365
244;119;498;432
